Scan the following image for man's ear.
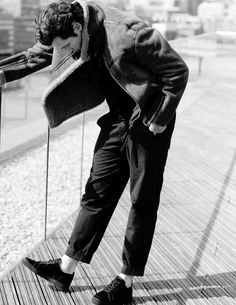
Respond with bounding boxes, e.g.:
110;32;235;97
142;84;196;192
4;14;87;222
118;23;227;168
72;22;82;34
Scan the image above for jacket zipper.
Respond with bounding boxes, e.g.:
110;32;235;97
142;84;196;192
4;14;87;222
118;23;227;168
103;56;141;130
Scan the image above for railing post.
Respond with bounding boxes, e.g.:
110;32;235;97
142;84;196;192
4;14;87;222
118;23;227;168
24;77;30;120
79;113;86;201
44;125;50;241
0;87;2;150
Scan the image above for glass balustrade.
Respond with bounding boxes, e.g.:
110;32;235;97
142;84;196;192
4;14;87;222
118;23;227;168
0;31;235;278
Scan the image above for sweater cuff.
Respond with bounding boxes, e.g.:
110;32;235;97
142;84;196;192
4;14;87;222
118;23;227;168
0;70;6;86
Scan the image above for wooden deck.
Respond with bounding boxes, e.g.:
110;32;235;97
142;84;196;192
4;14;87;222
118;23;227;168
1;79;236;304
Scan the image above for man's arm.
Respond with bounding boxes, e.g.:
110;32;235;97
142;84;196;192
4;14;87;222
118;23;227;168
0;43;53;86
134;26;189;128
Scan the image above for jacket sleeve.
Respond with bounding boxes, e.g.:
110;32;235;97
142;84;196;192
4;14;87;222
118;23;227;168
0;43;53;86
134;26;189;126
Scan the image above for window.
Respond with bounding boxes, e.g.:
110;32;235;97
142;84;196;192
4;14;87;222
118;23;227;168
0;30;9;49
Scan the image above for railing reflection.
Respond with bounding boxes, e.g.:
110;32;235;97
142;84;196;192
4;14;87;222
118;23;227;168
0;31;235;277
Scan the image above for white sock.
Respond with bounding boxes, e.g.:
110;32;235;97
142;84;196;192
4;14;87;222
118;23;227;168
119;273;133;288
60;254;78;274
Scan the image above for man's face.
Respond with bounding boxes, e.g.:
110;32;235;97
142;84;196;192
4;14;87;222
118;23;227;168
52;22;82;53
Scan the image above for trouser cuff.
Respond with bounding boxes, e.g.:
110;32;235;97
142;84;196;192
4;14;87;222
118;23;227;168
121;265;144;276
65;246;92;264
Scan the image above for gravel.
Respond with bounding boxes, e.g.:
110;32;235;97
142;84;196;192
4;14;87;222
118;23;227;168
0;118;100;278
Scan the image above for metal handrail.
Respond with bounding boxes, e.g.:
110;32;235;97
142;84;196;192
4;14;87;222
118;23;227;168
0;87;2;149
0;51;26;68
44;126;50;240
80;113;86;201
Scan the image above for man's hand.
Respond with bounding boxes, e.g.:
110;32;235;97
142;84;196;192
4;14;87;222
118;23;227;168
27;43;53;63
149;123;166;135
27;43;52;56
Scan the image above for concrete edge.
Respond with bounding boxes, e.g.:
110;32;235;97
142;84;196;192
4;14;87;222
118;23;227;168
0;115;83;164
0;207;79;281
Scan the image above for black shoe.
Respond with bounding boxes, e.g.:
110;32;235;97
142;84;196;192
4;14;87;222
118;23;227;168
22;257;74;291
92;276;133;305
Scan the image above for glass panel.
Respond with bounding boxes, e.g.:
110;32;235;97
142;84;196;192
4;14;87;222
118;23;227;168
0;70;49;277
170;32;236;118
170;33;217;114
47;103;109;232
0;31;235;277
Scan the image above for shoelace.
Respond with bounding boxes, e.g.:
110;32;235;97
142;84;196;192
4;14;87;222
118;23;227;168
44;258;61;265
104;278;124;295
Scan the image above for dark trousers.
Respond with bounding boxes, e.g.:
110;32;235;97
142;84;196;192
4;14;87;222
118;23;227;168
65;114;176;276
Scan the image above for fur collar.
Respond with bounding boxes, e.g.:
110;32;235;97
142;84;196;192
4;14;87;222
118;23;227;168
41;0;91;106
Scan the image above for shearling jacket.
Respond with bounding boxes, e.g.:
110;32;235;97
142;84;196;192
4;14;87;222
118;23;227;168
0;1;189;128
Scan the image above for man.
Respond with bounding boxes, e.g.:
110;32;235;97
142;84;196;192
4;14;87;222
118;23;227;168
0;1;189;304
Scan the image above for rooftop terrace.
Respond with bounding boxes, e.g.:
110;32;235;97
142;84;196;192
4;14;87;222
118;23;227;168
0;33;236;304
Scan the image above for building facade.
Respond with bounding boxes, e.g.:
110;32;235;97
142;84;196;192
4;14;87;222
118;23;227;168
0;9;15;57
197;0;236;32
174;0;203;15
21;0;40;17
14;0;40;52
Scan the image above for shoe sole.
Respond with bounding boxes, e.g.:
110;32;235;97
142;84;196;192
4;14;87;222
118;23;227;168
22;258;69;292
91;295;132;305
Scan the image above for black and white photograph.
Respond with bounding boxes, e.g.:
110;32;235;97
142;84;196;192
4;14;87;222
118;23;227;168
0;0;235;304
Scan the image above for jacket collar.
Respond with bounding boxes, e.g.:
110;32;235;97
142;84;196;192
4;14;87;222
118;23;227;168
42;1;105;105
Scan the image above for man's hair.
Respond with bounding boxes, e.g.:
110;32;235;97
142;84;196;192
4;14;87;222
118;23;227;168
35;1;84;46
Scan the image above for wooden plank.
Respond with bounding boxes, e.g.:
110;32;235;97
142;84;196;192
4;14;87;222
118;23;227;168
36;245;70;305
1;83;236;305
18;255;54;305
44;236;97;304
0;281;9;305
16;263;48;305
1;281;16;305
69;275;95;305
138;275;210;305
3;276;21;305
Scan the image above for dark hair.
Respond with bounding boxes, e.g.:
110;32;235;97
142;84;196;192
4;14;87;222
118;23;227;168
35;1;84;45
